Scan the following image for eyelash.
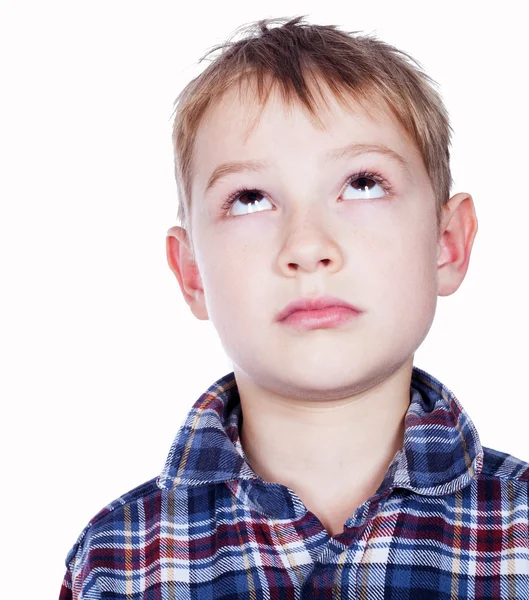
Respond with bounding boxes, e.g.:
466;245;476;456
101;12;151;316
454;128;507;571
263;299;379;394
220;170;393;215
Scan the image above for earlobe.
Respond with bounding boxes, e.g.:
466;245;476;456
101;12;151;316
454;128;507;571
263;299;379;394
437;192;478;297
166;226;209;320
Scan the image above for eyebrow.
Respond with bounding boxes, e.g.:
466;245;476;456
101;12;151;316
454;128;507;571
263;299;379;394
205;142;412;193
325;143;412;180
205;159;270;193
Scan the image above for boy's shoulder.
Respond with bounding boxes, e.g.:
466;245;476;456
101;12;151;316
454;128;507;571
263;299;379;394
480;445;529;483
63;372;243;572
65;477;162;566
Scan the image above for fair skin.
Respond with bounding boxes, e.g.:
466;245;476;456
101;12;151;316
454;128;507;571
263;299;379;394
166;82;478;537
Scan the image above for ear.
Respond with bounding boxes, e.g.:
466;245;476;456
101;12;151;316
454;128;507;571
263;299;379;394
437;192;478;297
166;226;209;320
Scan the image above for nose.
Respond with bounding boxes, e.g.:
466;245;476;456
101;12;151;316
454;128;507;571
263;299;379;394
277;215;343;277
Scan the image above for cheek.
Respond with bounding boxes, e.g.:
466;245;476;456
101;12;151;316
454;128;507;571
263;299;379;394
366;223;438;314
198;240;263;326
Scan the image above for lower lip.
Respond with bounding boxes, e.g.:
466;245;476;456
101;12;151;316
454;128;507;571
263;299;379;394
279;306;361;331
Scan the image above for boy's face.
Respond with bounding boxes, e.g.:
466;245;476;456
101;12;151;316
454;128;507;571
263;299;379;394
169;83;473;399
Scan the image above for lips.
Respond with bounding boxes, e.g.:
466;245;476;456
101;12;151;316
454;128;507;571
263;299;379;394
276;295;362;322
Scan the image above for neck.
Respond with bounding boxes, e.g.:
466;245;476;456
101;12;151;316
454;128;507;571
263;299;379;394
237;360;413;511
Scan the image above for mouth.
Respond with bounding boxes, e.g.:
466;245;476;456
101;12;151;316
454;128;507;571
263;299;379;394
276;295;362;321
276;296;362;331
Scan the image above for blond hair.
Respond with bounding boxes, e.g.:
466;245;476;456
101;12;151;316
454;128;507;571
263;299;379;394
172;16;452;237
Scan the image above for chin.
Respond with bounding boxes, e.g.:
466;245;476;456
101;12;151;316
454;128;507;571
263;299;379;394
259;362;374;398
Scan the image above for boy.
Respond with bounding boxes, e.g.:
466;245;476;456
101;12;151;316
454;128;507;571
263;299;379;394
60;16;529;599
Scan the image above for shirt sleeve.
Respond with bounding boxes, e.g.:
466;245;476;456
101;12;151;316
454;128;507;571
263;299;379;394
58;548;102;600
58;566;73;600
58;529;97;600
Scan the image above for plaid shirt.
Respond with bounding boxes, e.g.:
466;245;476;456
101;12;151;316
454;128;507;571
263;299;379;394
60;366;529;599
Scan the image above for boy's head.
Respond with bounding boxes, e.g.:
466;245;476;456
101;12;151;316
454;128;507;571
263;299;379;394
166;16;477;397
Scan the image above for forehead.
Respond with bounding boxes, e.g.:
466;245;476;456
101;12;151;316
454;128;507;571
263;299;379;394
191;80;426;198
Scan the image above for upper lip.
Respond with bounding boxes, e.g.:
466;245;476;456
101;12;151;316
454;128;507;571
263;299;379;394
276;295;362;321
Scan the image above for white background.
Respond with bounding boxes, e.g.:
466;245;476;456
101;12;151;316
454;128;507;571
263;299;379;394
1;0;527;597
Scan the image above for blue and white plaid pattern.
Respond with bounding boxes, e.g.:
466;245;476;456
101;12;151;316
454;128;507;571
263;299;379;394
60;366;529;599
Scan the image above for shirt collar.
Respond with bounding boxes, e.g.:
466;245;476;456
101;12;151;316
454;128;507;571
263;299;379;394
157;366;483;502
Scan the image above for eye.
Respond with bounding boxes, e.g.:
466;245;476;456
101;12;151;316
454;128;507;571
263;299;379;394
342;172;388;200
221;170;390;217
222;188;273;216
